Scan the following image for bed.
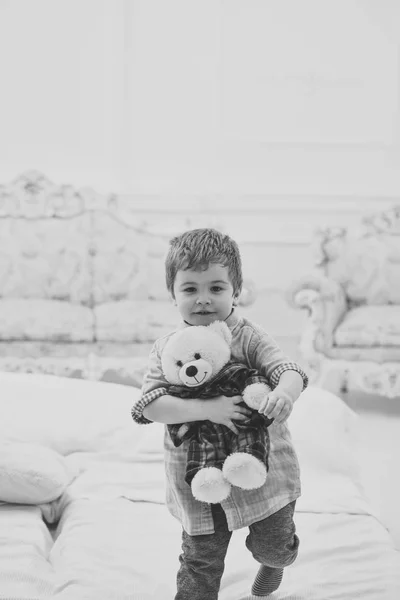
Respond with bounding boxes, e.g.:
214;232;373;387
0;371;399;600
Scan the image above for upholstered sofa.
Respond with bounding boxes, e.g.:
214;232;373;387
0;171;255;385
288;205;400;399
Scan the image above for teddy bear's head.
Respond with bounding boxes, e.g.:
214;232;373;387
161;321;232;387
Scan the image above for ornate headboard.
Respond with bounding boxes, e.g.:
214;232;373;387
0;172;256;384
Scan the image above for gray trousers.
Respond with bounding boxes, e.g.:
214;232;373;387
175;501;299;600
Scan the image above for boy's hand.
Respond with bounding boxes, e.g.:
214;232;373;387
207;395;252;435
257;387;294;424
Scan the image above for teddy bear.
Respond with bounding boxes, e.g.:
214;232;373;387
160;320;274;504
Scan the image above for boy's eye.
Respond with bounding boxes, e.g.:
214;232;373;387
211;286;223;292
176;360;183;367
194;353;201;360
183;287;196;293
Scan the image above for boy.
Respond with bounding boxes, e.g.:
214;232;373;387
131;228;308;600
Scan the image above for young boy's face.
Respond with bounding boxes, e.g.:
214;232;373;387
172;263;238;326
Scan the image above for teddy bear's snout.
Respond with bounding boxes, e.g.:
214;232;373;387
185;365;198;377
179;358;212;387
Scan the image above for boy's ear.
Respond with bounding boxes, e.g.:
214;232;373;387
232;293;240;307
170;292;177;306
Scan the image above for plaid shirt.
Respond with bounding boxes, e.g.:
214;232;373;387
167;362;273;485
131;310;308;535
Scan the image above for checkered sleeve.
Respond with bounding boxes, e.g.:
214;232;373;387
131;387;168;424
269;362;308;390
131;337;172;424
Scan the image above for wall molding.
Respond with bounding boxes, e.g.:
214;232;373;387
116;193;400;246
118;193;400;213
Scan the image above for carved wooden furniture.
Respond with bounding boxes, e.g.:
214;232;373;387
0;172;255;384
288;206;400;398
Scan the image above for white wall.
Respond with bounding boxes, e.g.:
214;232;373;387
119;0;400;338
1;0;400;196
1;0;400;339
124;0;400;196
0;0;125;192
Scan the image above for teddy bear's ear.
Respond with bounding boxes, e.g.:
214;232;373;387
207;321;232;345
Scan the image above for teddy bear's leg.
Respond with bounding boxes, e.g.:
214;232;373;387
191;467;232;504
222;425;269;490
222;452;267;490
185;425;232;503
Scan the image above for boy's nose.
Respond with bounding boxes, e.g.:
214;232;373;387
196;296;211;304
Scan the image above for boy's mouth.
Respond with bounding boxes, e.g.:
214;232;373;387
194;311;214;315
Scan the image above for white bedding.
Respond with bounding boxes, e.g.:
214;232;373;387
0;372;399;600
0;504;54;599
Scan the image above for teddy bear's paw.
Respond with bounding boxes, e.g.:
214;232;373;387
191;467;231;504
242;382;271;411
222;453;267;490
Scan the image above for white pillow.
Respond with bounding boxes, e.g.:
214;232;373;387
288;386;372;515
0;441;71;504
0;372;144;455
290;385;359;478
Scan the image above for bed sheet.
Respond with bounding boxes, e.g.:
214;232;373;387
47;498;400;600
42;446;400;600
0;504;54;599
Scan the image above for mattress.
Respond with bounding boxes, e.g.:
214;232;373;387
1;495;398;600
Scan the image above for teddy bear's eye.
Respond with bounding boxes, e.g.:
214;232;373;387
194;353;201;360
176;360;183;367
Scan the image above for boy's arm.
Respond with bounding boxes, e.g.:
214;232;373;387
249;330;308;392
142;393;249;435
257;370;304;423
142;393;208;423
274;369;304;400
248;329;308;423
131;339;171;424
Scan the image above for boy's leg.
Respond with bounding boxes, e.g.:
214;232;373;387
246;501;299;597
175;504;232;600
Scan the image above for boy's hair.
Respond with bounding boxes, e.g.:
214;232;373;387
166;228;243;297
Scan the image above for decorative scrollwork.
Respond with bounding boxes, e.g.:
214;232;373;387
290;204;400;399
351;363;400;399
363;205;400;236
297;355;400;399
0;171;115;219
0;171;259;383
0;354;148;388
